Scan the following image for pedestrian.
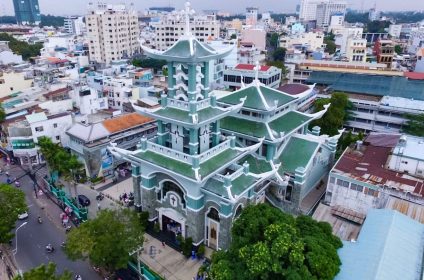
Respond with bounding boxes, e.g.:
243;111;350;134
97;202;101;210
162;241;165;247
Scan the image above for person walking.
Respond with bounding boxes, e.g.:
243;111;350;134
97;202;101;211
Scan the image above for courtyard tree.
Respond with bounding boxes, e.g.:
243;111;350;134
403;114;424;137
64;208;144;271
14;262;72;280
272;47;286;62
310;92;351;136
209;204;342;280
0;184;27;244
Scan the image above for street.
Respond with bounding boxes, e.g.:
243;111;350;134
2;162;101;279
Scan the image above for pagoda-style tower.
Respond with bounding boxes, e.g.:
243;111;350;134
109;2;276;250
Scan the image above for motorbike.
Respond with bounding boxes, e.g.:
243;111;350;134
61;242;66;248
65;225;72;233
38;217;42;224
45;245;55;253
96;192;104;201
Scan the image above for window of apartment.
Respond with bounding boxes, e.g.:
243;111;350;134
56;136;60;141
366;188;378;197
350;183;363;192
35;126;44;132
329;176;335;184
53;123;58;128
337;179;349;188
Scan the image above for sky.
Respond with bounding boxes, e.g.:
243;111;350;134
1;0;424;16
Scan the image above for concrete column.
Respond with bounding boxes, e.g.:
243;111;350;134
211;121;220;147
266;144;276;161
157;120;166;146
188;63;197;101
167;62;175;98
189;128;199;155
131;164;142;212
201;62;210;98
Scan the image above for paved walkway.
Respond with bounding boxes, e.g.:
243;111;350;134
140;234;203;280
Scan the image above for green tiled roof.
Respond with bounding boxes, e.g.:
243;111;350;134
152;106;225;124
240;155;272;174
220;116;270;139
219;85;296;111
231;174;257;196
269;111;312;135
135;148;242;179
163;39;217;59
202;179;228;198
278;137;319;174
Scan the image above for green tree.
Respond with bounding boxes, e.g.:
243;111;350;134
230;34;237;40
132;58;167;72
366;20;391;33
14;262;72;280
0;104;5;122
209;204;342;280
324;33;337;54
0;184;27;243
403;114;424;137
266;60;286;79
0;33;42;60
272;47;286;62
310;92;351;136
65;209;144;271
40;15;66;27
394;45;402;54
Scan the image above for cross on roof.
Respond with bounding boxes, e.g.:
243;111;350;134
254;61;260;83
184;2;195;36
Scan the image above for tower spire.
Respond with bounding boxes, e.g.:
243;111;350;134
184;2;193;36
254;61;260;84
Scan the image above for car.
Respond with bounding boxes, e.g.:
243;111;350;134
78;195;90;206
18;211;29;220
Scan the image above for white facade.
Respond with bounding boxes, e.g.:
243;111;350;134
64;16;86;36
329;14;344;30
238;42;265;65
388;24;402;38
345;37;367;62
333;27;364;54
408;30;424;54
299;0;322;21
72;87;109;115
316;1;346;28
280;32;325;52
150;11;219;51
103;77;135;110
415;48;424;72
0;50;23;65
86;3;140;65
387;136;424;179
246;7;258;26
206;40;238;88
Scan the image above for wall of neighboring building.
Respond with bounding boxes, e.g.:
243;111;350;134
0;51;23;65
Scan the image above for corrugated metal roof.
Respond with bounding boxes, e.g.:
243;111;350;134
335;209;424;280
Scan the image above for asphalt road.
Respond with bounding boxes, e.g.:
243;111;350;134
2;162;101;279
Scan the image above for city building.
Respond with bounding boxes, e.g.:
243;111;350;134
8;111;73;165
307;71;424;133
245;7;259;26
279;31;325;52
316;1;347;29
108;12;339;250
67;113;156;178
12;0;41;25
374;39;395;68
64;16;86;36
0;41;23;65
324;133;424;224
335;209;424;280
333;27;363;56
299;0;322;21
328;13;344;30
388;24;402;38
241;28;266;51
150;4;219;51
86;3;140;66
415;48;424;72
237;42;265;65
408;29;424;54
223;64;282;90
345;37;367;62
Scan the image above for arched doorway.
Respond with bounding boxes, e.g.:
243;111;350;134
205;207;220;250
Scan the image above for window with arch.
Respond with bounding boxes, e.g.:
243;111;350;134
162;181;186;208
207;207;220;222
234;205;243;219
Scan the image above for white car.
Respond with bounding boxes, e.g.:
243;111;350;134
18;212;29;220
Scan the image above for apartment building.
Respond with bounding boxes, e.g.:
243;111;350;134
150;11;219;50
299;0;322;21
279;32;325;52
12;0;41;25
246;7;259;26
374;39;395;68
223;64;282;90
238;42;265;64
86;3;140;66
316;1;347;29
345;37;367;62
64;16;86;36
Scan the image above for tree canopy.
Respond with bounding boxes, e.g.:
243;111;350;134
14;262;72;280
403;114;424;137
132;58;167;71
0;184;27;243
64;208;144;271
271;47;286;62
209;204;342;280
324;33;337;54
0;104;5;123
310;92;351;136
0;33;42;60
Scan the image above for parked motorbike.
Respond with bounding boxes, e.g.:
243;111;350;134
45;244;55;253
65;225;72;233
38;216;42;224
96;192;104;201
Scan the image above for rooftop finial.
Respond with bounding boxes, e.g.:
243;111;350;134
184;2;194;36
254;61;260;84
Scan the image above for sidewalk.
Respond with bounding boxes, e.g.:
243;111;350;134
140;234;203;280
0;245;16;280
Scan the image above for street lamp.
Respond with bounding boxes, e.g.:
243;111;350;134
13;221;28;276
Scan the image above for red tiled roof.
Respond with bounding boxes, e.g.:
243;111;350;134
234;64;271;72
278;84;310;95
404;72;424;80
335;134;424;197
102;113;153;134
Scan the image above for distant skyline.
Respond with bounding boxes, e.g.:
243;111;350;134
1;0;424;16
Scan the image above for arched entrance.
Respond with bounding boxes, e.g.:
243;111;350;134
158;207;186;239
205;207;220;250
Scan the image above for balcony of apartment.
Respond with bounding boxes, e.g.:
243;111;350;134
374;111;405;125
8;123;32;138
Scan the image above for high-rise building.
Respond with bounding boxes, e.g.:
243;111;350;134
86;3;140;66
299;0;322;21
13;0;41;25
246;7;258;26
64;16;86;36
316;1;347;28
